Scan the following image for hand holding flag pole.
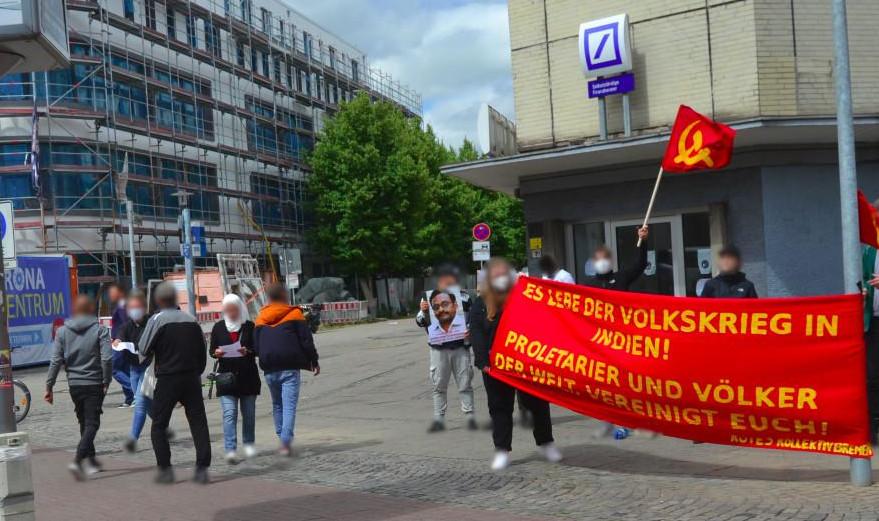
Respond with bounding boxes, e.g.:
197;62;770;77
637;105;737;247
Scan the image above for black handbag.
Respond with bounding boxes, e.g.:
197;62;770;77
213;371;238;396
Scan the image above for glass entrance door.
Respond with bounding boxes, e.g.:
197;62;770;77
609;216;685;296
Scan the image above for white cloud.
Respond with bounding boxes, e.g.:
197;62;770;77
293;0;514;150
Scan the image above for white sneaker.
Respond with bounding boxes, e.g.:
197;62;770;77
242;444;257;458
538;442;563;463
82;461;101;477
490;450;511;471
225;451;239;465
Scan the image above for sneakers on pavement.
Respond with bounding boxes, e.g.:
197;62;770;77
124;438;137;454
68;462;85;481
155;467;175;485
278;444;291;457
490;450;511;471
242;444;258;458
192;467;210;485
225;451;240;465
427;420;445;433
466;416;479;431
84;458;102;476
538;442;563;463
117;402;133;409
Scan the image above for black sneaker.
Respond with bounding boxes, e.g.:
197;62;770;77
427;420;445;433
467;416;479;431
154;467;175;485
192;467;210;485
68;461;85;481
124;438;136;454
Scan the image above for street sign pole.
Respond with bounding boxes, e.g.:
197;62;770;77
182;207;197;317
126;199;137;289
0;239;17;434
831;0;871;488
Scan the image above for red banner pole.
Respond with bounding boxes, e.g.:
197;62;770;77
637;167;664;247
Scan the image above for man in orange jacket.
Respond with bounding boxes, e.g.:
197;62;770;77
253;283;320;456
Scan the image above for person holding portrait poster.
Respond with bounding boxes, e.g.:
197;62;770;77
416;264;476;433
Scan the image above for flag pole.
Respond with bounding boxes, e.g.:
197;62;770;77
637;167;664;247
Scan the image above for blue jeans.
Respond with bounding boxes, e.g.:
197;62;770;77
264;370;301;447
129;364;151;440
219;394;257;452
113;351;134;403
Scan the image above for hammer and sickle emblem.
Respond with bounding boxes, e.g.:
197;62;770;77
674;120;714;167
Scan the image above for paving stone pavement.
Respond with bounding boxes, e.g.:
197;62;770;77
18;320;879;520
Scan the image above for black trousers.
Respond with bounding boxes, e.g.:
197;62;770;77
150;372;211;469
866;319;879;440
69;385;104;463
483;373;553;451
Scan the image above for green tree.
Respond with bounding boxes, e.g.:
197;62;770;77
309;95;526;302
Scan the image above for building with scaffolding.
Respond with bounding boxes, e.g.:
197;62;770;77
0;0;421;293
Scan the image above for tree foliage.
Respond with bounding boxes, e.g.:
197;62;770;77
308;94;525;280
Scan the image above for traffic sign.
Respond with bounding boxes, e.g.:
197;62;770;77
472;241;491;262
0;201;15;269
472;223;492;242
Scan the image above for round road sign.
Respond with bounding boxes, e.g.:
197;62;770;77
472;223;491;242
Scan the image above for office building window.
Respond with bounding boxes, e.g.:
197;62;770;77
185;15;197;47
145;0;156;29
123;0;135;21
351;59;360;83
236;42;245;67
329;47;336;70
261;8;271;34
167;9;176;39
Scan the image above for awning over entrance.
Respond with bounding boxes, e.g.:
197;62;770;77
443;117;879;195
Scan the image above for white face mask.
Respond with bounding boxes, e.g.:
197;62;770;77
446;284;461;294
490;275;512;293
594;258;613;275
128;308;145;321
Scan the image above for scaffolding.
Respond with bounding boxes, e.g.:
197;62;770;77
0;0;421;291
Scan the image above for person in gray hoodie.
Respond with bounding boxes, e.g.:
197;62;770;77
45;295;112;481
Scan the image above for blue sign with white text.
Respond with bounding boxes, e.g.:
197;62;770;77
587;73;636;98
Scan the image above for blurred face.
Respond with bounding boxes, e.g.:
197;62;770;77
108;286;124;304
436;275;457;292
127;299;146;322
592;250;613;275
223;302;241;322
488;264;513;294
73;296;95;317
718;254;741;274
430;293;457;327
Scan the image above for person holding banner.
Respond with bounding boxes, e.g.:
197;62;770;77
210;294;260;464
700;246;757;299
863;231;879;445
471;257;562;471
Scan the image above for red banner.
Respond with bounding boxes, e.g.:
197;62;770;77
489;277;872;457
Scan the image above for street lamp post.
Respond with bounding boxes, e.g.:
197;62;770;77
831;0;872;488
173;191;197;317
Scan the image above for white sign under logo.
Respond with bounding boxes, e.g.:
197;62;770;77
472;241;491;262
0;200;15;269
578;14;632;79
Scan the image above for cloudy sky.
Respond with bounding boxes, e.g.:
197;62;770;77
296;0;514;150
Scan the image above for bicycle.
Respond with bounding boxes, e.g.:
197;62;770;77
12;379;30;424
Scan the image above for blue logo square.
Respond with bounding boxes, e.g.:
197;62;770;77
583;23;622;71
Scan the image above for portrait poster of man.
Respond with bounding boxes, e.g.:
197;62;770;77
425;288;467;345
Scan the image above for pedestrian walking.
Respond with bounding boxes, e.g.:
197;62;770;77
253;283;319;457
538;255;575;284
700;245;758;298
108;282;134;408
45;295;112;481
471;258;562;471
138;282;211;484
416;263;476;432
210;294;260;464
115;291;160;453
583;226;649;439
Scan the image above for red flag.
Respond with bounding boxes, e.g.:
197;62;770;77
662;105;736;173
858;190;879;249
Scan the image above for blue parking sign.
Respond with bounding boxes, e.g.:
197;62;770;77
579;14;632;79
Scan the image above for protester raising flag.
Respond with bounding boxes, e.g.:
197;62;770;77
637;105;737;246
858;190;879;249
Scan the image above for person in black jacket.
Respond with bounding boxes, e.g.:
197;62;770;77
253;283;319;457
114;291;155;454
700;245;758;298
138;282;211;485
471;257;562;471
583;226;649;291
210;294;260;464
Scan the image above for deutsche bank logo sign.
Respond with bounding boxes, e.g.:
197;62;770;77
579;14;632;78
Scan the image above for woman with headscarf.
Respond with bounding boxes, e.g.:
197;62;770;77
210;294;260;464
471;257;562;471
